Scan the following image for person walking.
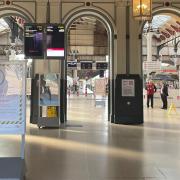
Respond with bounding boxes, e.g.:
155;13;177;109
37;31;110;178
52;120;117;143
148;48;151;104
160;81;168;109
145;80;157;108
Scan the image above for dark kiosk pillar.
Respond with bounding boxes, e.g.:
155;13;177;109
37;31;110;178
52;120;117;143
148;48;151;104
114;74;143;125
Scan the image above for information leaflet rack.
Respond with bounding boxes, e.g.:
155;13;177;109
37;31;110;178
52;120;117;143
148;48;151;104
37;73;61;128
0;61;26;180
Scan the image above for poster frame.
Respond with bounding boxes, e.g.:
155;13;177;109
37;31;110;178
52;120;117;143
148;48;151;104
121;79;135;97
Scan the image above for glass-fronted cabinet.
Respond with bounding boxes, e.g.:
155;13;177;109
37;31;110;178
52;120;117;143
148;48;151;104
38;73;61;128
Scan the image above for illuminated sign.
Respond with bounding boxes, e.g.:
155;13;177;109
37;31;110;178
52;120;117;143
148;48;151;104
96;62;108;70
24;24;44;59
46;24;65;59
81;62;92;69
67;61;77;68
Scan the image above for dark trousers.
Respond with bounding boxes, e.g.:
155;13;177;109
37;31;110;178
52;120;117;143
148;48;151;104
161;94;167;109
147;94;154;108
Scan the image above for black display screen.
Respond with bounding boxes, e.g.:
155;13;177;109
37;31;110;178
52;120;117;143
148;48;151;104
46;24;65;59
81;62;92;69
67;61;77;68
96;62;108;70
24;24;44;58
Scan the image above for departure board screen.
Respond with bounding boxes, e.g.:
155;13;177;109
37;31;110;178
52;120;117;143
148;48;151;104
46;24;65;59
81;62;92;69
67;61;77;69
96;62;108;70
24;24;44;58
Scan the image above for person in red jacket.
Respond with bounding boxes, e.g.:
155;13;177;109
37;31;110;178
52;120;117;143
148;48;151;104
145;80;157;108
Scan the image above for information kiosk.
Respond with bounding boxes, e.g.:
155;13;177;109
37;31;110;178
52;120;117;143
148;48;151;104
0;61;26;180
115;74;143;124
25;23;65;128
37;73;61;128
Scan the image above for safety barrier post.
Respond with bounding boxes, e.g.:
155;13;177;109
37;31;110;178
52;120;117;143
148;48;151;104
168;102;177;115
85;87;87;97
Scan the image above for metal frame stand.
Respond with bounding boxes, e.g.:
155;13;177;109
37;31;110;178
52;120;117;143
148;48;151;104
0;135;25;180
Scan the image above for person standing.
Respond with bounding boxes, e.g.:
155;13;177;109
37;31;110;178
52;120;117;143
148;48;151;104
146;80;157;108
160;81;168;109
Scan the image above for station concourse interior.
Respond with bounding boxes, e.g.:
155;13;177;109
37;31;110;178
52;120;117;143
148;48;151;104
0;0;180;180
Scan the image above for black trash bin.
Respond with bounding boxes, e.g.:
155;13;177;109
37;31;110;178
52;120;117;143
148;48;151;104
115;74;143;125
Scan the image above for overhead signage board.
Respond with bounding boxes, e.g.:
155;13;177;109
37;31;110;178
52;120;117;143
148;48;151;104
46;24;65;59
0;61;26;135
24;23;44;59
81;62;92;69
143;61;161;71
67;61;77;69
96;62;108;70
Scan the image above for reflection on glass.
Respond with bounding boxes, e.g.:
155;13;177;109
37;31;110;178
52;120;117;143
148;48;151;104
39;74;59;106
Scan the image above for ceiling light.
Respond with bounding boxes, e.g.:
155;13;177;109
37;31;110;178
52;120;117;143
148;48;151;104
132;0;152;21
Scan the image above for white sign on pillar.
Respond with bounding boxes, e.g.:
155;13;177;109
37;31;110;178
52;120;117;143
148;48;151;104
143;61;161;72
95;79;106;96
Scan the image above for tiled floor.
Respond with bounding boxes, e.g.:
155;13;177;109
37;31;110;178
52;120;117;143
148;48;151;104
0;97;180;180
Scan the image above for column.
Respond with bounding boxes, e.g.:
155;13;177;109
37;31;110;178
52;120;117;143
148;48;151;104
146;31;153;79
147;32;153;62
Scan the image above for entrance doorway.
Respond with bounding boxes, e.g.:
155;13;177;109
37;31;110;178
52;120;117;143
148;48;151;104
142;12;180;117
66;15;110;123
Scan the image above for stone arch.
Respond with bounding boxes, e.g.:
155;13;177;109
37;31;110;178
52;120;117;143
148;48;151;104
153;7;180;17
62;6;116;36
140;6;180;87
140;7;180;33
0;7;34;22
62;6;117;122
62;6;117;78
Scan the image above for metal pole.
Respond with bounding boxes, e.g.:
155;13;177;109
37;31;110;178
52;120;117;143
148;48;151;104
20;135;25;159
179;66;180;97
46;0;50;24
146;31;153;80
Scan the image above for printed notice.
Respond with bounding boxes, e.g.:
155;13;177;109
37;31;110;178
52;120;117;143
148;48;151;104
122;79;135;97
95;79;106;96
